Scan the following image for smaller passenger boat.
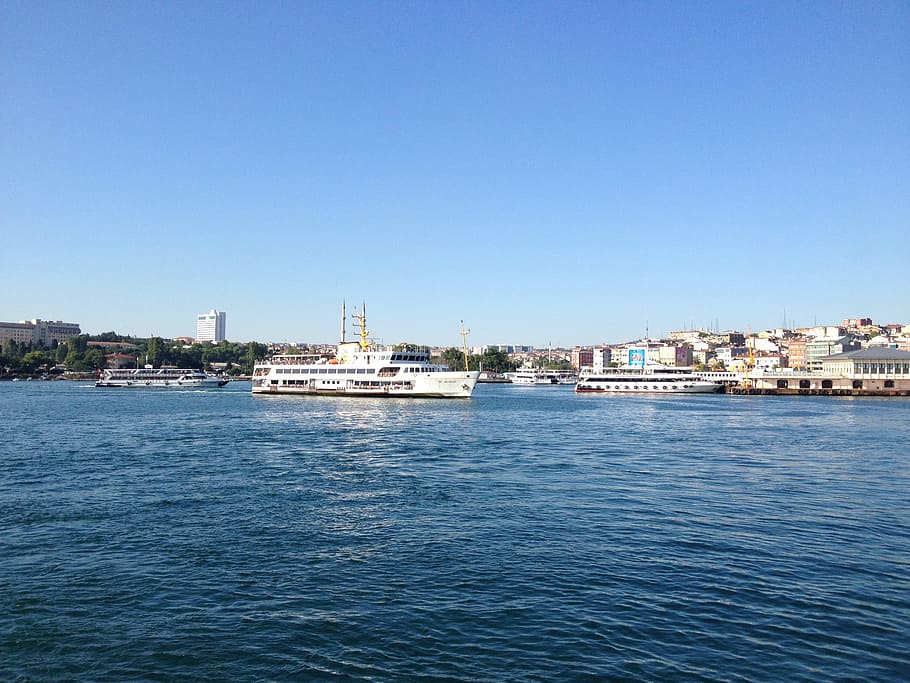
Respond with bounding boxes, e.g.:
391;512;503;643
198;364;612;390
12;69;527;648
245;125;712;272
575;362;721;394
507;367;559;385
95;366;229;388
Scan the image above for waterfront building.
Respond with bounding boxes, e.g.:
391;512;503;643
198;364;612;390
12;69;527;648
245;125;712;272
745;348;910;395
196;309;226;343
0;319;81;347
821;348;910;383
806;335;859;372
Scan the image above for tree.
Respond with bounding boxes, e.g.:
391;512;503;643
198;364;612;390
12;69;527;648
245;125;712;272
83;348;105;371
479;348;517;373
441;347;468;371
64;335;88;369
21;350;51;373
245;342;268;374
179;346;204;369
145;337;163;367
3;338;20;361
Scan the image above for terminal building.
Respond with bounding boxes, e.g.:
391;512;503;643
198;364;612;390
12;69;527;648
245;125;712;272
744;348;910;395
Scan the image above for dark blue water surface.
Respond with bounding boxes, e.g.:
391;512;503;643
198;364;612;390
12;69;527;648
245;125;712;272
1;381;908;681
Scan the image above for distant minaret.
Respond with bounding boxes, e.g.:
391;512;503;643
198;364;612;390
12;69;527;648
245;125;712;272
340;300;347;343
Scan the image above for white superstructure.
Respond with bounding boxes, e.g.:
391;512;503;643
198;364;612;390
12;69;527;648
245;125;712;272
575;363;722;394
251;305;479;398
96;367;229;388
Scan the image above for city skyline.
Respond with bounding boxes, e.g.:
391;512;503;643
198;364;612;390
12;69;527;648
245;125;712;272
2;3;907;346
2;309;906;350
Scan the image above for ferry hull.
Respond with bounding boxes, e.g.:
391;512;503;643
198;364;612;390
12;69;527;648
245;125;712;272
95;378;228;388
575;382;720;394
95;367;229;388
252;374;477;398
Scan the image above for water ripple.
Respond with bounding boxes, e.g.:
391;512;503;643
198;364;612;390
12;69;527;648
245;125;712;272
1;382;908;680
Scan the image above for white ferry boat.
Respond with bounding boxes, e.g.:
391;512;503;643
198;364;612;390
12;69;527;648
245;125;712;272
95;367;229;388
251;305;479;398
575;363;722;394
507;367;559;385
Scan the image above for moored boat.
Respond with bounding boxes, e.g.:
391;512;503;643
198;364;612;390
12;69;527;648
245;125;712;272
251;304;479;398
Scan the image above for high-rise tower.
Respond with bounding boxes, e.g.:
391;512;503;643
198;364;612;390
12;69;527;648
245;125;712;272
196;309;226;343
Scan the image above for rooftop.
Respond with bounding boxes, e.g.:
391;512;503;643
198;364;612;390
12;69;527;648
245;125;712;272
822;348;910;361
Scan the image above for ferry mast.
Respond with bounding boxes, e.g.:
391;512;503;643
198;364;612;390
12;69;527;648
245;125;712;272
460;321;471;372
353;303;370;351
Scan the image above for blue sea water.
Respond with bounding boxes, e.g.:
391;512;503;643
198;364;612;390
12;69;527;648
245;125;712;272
1;380;908;681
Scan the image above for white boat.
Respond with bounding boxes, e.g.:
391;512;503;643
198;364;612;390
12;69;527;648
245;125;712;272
251;305;479;398
575;362;722;394
95;366;229;388
507;367;559;385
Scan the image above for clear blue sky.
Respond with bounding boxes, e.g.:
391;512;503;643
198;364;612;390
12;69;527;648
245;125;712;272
2;1;908;346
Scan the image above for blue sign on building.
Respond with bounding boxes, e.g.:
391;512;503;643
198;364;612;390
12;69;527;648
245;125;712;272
628;348;646;368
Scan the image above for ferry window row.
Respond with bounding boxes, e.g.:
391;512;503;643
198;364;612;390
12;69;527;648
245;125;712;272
585;377;685;382
276;368;375;374
275;366;441;374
